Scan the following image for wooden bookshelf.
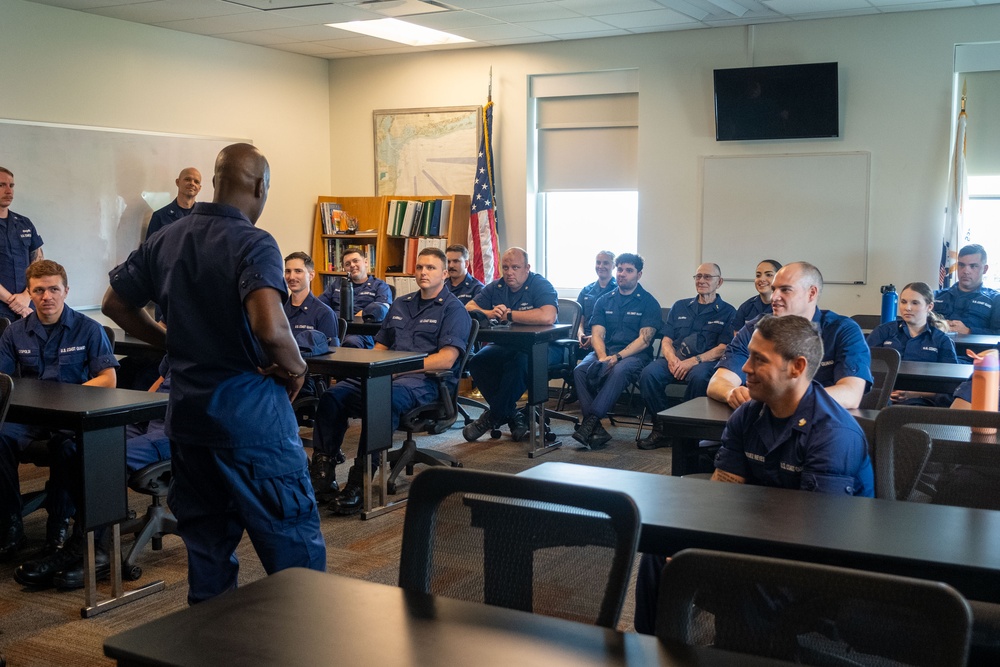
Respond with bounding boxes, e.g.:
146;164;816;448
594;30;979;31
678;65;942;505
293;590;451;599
310;194;472;294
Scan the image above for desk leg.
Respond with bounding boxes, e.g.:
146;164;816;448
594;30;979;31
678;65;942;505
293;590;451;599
526;341;560;458
360;375;407;520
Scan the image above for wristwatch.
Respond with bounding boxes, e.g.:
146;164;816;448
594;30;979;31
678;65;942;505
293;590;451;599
695;355;703;364
615;353;623;362
507;310;514;323
287;367;307;379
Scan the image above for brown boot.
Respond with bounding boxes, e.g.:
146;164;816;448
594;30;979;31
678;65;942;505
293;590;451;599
637;421;669;450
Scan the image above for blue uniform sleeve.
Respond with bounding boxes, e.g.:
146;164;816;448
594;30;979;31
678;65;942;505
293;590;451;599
108;247;155;309
531;275;559;311
936;329;959;363
590;292;610;331
88;323;120;376
832;318;873;386
640;294;663;330
438;299;472;357
469;281;483;301
318;280;339;311
865;322;892;349
0;328;16;375
984;292;1000;335
953;379;973;404
797;425;874;497
714;402;752;478
933;289;952;319
237;237;287;305
472;281;497;309
26;218;43;254
376;280;393;304
315;303;341;348
661;301;683;342
716;323;752;380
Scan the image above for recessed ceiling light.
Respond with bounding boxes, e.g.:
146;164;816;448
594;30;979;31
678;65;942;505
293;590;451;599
327;18;472;46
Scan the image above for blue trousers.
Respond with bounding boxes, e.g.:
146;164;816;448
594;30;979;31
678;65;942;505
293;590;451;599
639;357;716;415
341;334;374;350
467;343;562;424
573;352;648;420
168;438;326;605
313;375;439;466
125;420;171;472
0;424;75;522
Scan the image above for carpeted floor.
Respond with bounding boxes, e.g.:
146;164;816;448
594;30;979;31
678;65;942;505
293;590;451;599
0;399;671;666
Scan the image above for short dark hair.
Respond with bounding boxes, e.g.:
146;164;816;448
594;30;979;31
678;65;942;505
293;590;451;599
284;251;314;272
26;259;68;289
759;259;782;272
445;244;469;259
341;247;365;263
0;167;12;178
754;314;824;381
417;246;446;267
959;244;988;264
615;252;644;272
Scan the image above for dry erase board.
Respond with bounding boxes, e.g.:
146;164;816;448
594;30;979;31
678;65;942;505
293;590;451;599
701;152;870;284
0;119;244;308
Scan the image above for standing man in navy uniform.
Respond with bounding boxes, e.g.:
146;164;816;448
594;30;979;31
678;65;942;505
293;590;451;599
934;243;1000;335
103;143;325;605
318;248;392;348
638;263;736;449
0;166;44;322
0;260;117;571
706;261;872;413
572;253;660;449
314;247;471;515
145;167;202;241
445;244;484;305
576;250;617;352
634;314;874;634
462;247;560;442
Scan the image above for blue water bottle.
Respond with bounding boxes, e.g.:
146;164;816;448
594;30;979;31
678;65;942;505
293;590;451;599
880;284;898;324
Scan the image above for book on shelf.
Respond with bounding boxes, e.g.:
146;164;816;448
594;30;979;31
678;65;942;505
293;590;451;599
324;238;375;273
386;198;453;239
385;275;418;298
319;201;343;235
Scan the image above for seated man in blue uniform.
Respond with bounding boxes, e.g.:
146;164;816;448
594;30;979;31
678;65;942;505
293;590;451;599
637;263;736;449
313;247;471;515
934;243;1000;335
706;261;872;413
462;247;560;442
634;314;875;635
317;248;392;348
0;260;118;567
576;250;617;352
103;143;326;604
445;244;484;305
0;166;45;322
572;253;660;449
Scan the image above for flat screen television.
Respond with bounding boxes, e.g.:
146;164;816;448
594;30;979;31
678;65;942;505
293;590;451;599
713;62;839;141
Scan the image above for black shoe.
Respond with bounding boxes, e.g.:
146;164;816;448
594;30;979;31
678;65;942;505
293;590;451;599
309;453;340;504
462;409;493;442
14;533;87;588
334;450;346;465
572;415;599;449
37;517;71;558
329;464;365;516
508;411;530;442
588;421;613;450
0;514;26;562
52;548;111;590
637;424;670;450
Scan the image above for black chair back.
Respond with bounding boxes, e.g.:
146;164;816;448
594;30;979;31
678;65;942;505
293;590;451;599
0;373;13;429
102;325;116;349
851;314;881;331
859;346;901;410
658;548;972;667
398;467;640;628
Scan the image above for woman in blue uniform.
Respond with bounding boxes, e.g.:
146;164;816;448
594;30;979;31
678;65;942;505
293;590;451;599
731;259;781;334
867;281;957;405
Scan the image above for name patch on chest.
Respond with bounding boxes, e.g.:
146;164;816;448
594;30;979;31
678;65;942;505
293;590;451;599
419;318;439;324
59;346;86;354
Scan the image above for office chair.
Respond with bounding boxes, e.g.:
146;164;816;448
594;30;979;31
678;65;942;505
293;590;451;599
398;467;640;628
533;298;582;438
859;346;900;410
119;459;177;581
657;548;972;667
385;320;478;496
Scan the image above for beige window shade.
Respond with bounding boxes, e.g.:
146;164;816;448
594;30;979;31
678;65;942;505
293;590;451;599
964;70;1000;177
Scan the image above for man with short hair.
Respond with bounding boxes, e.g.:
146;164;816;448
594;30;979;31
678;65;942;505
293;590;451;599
445;244;484;305
318;248;392;348
705;261;872;413
0;260;118;578
103;143;326;604
934;243;1000;334
0;166;44;321
637;263;736;449
462;247;560;442
145;167;202;240
572;253;660;449
314;247;471;515
577;250;617;350
634;314;875;634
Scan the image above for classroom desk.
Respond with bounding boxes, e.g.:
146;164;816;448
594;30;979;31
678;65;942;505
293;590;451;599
343;316;381;338
518;462;1000;602
103;568;790;667
951;332;1000;354
653;397;880;476
110;328;163;357
894;360;972;394
475;323;573;458
305;348;426;519
8;378;169;617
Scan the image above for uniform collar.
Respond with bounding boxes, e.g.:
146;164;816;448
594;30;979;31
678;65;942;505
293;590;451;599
26;304;78;338
753;381;821;452
191;202;251;223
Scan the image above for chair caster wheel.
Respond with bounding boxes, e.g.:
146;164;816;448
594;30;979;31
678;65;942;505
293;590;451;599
490;429;502;439
124;565;142;581
451;461;463;468
387;482;398;495
544;431;556;443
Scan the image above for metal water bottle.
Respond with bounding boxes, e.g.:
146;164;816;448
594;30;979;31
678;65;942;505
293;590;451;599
880;284;898;324
970;348;999;434
340;278;354;321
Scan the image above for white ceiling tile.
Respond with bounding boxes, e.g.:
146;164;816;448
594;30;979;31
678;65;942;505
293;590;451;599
153;11;307;35
86;0;251;23
474;3;580;22
452;23;547;40
520;16;616;34
599;8;701;28
555;0;666;15
217;29;294;46
25;0;156;8
763;0;871;13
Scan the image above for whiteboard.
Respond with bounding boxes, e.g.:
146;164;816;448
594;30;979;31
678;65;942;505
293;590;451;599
701;152;870;284
0;119;245;307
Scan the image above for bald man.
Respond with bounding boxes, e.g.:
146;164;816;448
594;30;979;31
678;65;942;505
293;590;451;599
104;143;325;604
145;167;202;240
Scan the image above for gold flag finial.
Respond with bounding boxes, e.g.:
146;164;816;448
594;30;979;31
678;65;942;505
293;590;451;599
961;78;967;112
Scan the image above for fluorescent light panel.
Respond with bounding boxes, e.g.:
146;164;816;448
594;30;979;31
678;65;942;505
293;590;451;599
327;18;472;46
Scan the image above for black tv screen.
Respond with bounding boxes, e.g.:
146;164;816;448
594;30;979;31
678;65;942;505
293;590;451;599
714;62;839;141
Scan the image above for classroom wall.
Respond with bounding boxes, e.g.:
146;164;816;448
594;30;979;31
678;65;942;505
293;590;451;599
327;6;1000;315
1;0;331;301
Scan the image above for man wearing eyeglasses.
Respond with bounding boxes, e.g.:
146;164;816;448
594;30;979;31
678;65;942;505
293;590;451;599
638;263;735;450
0;260;118;576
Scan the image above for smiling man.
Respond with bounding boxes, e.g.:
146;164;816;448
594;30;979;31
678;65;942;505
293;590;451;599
314;247;470;515
934;243;1000;335
318;248;392;348
145;167;202;240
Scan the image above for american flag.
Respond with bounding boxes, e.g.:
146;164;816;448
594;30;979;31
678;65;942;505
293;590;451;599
940;84;968;289
469;100;501;283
